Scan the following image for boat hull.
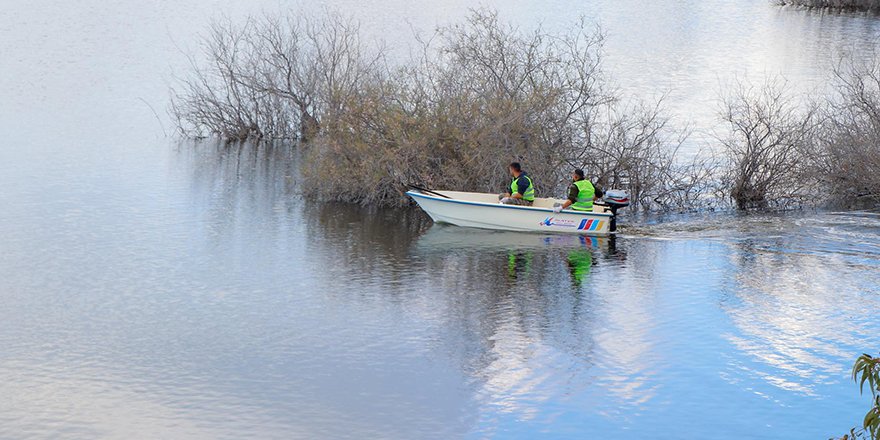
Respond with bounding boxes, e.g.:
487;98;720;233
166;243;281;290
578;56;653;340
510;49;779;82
407;190;614;236
415;225;608;252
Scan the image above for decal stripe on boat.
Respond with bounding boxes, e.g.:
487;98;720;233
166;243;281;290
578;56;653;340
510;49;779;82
578;219;604;231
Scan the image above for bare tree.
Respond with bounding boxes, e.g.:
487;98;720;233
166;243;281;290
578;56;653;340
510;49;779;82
811;51;880;208
569;98;712;211
170;11;385;142
717;77;820;210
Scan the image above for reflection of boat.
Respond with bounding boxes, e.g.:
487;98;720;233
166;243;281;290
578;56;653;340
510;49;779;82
415;224;606;252
407;190;618;236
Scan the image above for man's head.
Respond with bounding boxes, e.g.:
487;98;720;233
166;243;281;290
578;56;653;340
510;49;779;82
573;168;585;182
509;162;522;177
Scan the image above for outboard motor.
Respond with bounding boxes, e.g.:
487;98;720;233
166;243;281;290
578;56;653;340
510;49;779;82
601;189;630;232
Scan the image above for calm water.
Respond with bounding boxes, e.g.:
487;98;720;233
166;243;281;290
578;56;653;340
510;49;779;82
2;1;880;439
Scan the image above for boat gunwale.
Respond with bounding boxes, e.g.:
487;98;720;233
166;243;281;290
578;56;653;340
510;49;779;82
406;191;614;218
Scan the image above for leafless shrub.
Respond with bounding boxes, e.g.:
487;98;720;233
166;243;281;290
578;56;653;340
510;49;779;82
174;9;709;210
169;18;287;141
170;11;385;141
717;55;880;211
303;9;700;209
776;0;880;12
303;9;606;205
811;52;880;208
717;77;820;210
571;98;718;211
172;9;880;212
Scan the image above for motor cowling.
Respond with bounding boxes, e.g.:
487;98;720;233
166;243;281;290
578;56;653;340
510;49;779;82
600;189;629;233
603;189;630;209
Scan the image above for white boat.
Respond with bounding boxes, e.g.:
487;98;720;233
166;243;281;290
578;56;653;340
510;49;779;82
406;189;622;236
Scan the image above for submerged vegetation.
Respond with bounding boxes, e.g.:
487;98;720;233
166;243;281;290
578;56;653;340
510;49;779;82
171;9;880;211
173;9;702;210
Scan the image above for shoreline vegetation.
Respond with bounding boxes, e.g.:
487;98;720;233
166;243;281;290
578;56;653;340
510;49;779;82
777;0;880;12
170;8;880;212
842;353;880;440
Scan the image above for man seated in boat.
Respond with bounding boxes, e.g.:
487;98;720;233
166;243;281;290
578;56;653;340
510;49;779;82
498;162;535;206
553;168;600;213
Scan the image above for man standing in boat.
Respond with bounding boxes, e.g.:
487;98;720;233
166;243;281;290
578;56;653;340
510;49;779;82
553;169;599;213
499;162;535;206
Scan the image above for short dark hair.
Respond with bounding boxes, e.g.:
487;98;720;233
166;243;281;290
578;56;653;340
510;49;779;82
509;162;522;172
574;168;585;179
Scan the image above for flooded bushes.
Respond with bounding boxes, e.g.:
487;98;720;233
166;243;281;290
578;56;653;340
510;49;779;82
717;78;820;210
716;50;880;211
813;56;880;208
170;12;384;141
304;10;614;206
172;9;880;212
776;0;880;12
578;99;718;210
172;8;698;209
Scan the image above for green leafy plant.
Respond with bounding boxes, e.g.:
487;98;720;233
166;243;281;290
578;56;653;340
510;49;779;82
840;353;880;440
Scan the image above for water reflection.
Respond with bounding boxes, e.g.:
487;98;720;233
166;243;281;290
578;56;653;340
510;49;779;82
404;227;670;431
304;201;432;276
173;144;880;436
2;139;879;438
719;220;880;398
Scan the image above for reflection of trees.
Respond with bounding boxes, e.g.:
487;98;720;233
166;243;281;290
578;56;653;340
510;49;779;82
301;200;432;286
721;239;880;396
180;139;434;280
176;140;300;245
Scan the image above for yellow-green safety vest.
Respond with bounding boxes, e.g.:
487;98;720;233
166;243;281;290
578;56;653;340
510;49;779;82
510;175;535;201
571;179;595;211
